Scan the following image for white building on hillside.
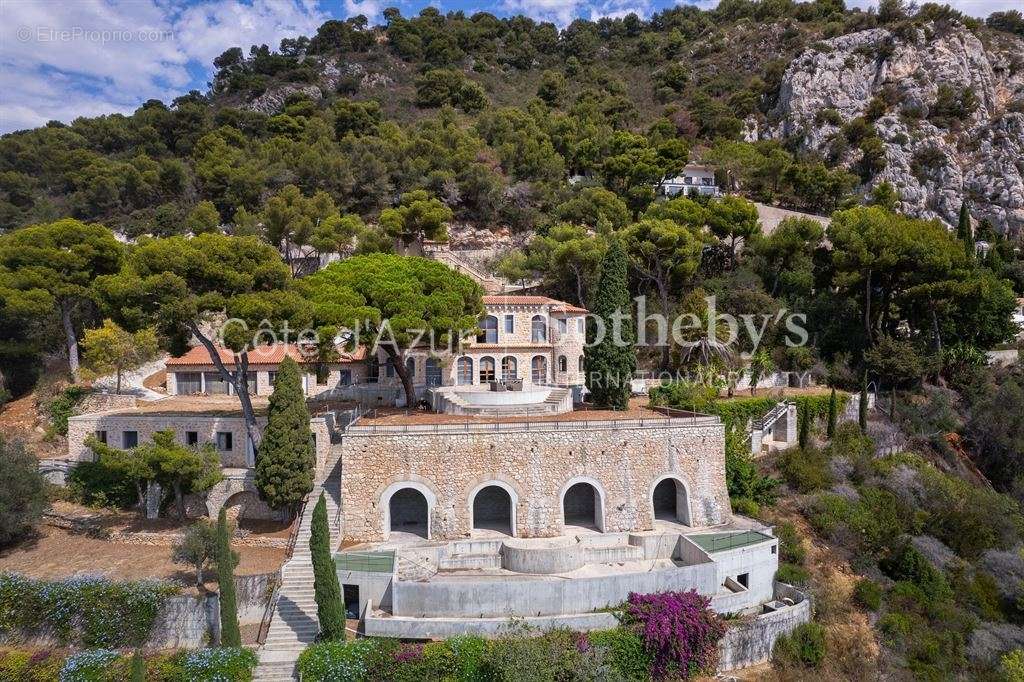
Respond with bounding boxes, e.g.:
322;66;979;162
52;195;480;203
660;164;721;197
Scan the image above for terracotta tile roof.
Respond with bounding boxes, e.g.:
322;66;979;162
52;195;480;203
166;343;367;367
482;295;588;313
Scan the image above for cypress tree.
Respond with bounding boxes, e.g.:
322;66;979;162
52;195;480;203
584;240;636;410
255;356;315;511
216;507;241;647
798;405;810;449
858;372;869;434
310;492;345;640
826;387;838;439
129;649;145;682
957;200;973;260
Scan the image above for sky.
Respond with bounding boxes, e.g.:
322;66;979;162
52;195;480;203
0;0;1019;134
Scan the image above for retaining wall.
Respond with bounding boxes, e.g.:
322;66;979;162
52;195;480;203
718;582;812;671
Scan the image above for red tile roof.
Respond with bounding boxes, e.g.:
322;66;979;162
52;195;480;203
166;343;367;367
482;295;588;313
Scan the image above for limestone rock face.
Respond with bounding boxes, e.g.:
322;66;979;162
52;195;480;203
770;22;1024;236
245;84;322;115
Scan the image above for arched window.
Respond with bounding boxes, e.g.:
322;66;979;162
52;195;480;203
578;355;585;372
456;357;473;385
501;356;518;380
478;315;498;343
405;357;416;381
479;356;496;382
425;357;442;386
531;355;547;384
367;356;380;384
531;315;547;342
558;355;567;373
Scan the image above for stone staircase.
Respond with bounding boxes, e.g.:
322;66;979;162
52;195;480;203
253;473;342;681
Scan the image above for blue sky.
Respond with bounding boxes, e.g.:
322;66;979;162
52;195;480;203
0;0;1018;134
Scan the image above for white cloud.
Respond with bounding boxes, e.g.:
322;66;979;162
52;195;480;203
343;0;385;23
0;0;327;133
501;0;586;26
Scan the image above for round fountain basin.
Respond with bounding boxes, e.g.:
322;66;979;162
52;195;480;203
455;388;552;406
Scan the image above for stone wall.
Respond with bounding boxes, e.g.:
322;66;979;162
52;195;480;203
338;417;728;542
77;392;139;414
718;582;812;671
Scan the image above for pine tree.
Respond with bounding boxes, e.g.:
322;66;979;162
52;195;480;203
826;387;838;439
798;405;810;449
310;492;345;641
858;372;869;434
255;356;315;511
216;507;241;647
584;240;636;410
957;200;973;260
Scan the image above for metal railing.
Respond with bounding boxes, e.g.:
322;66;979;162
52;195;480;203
336;550;396;573
753;401;791;430
255;575;281;646
344;412;719;435
690;530;773;553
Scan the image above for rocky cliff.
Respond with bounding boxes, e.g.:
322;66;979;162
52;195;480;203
770;22;1024;236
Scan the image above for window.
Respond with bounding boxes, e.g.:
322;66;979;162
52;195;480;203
186;431;199;446
501;356;518;380
456;357;473;385
577;318;584;334
479;356;496;383
122;431;138;448
477;315;498;343
339;369;352;386
268;371;277;387
425;358;442;386
245;371;257;394
385;360;395;378
367;356;379;384
175;372;201;395
405;357;416;380
216;432;233;451
316;366;328;386
737;573;749;589
771;545;777;555
504;314;514;334
531;355;547;384
578;355;585;372
95;430;107;444
558;355;567;373
557;318;567;334
531;315;547;342
311;433;317;450
204;372;230;395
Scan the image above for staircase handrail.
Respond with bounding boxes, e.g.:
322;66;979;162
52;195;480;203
754;401;791;430
255;574;282;646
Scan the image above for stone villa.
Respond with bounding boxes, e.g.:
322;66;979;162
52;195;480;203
65;270;802;676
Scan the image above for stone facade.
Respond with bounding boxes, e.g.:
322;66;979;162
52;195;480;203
338;417;729;542
168;363;368;398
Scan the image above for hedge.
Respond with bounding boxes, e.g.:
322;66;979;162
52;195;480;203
651;385;851;432
0;647;256;682
0;573;178;648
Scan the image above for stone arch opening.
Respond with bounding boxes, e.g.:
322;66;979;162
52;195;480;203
471;484;514;536
388;487;430;538
651;476;692;526
562;481;604;532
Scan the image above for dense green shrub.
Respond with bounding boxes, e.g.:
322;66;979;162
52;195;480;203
853;578;883;611
775;522;806;565
45;386;88;437
880;544;952;602
298;639;380;681
0;437;47;546
730;497;760;517
778;447;832;492
776;562;810;585
60;649;120;682
67;460;136;509
0;573;177;648
725;428;779;508
587;628;652;679
773;622;826;668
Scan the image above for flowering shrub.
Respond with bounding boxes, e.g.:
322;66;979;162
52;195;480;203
297;639;380;681
620;590;726;678
0;573;178;648
60;649;119;682
178;647;257;681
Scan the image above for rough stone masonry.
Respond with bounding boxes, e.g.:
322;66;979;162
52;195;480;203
339;418;730;542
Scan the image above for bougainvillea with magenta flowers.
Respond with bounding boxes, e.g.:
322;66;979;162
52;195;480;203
621;589;726;678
